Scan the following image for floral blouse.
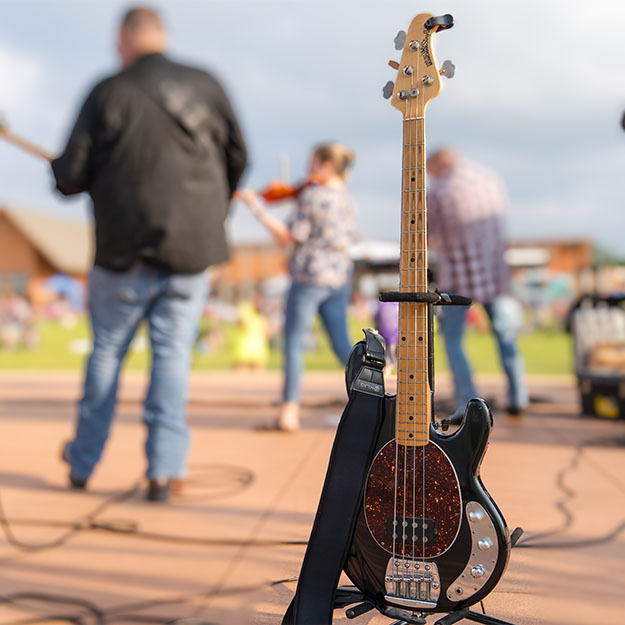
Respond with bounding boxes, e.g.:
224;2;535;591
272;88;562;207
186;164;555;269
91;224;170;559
287;185;358;288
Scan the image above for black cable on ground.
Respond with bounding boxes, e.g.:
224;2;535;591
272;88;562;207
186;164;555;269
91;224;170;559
0;481;141;553
0;463;301;625
515;434;625;550
0;463;306;552
0;578;298;625
0;515;308;548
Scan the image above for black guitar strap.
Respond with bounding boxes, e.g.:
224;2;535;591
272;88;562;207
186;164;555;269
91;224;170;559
282;329;387;625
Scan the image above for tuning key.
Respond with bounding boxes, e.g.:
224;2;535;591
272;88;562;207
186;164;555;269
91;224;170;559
440;60;456;79
394;30;406;50
388;60;399;70
382;81;394;100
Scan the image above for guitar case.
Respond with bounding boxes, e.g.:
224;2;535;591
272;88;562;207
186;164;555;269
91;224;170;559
282;329;387;625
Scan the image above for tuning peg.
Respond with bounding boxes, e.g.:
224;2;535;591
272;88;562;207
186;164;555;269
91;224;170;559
394;30;406;50
439;60;456;79
388;60;399;70
382;81;395;100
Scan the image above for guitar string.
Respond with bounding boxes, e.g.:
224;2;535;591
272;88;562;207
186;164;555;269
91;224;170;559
415;49;426;569
409;64;418;570
420;64;427;569
401;92;408;569
392;91;407;572
414;44;427;570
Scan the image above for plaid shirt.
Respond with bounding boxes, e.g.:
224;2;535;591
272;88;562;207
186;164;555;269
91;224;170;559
427;157;510;303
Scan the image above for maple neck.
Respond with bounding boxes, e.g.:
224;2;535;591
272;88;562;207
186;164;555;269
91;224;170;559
395;115;431;447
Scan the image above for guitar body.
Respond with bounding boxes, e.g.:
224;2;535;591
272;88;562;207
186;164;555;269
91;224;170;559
344;395;510;615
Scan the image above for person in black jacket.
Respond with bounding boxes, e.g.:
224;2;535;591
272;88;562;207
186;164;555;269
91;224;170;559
52;6;247;502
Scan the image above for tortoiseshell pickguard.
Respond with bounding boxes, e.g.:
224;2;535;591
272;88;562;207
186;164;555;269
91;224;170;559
364;440;462;558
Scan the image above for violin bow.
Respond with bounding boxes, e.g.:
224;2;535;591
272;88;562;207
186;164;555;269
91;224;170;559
0;113;54;163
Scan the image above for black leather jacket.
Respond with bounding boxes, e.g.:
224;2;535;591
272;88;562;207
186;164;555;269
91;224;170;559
52;53;247;274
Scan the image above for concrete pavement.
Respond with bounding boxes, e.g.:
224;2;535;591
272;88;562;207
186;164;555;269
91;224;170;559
0;370;623;625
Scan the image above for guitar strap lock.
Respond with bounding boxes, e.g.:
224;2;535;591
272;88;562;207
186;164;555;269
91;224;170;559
361;328;386;369
345;329;386;398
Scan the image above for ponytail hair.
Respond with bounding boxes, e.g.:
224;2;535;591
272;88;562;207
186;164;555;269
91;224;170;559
313;142;356;180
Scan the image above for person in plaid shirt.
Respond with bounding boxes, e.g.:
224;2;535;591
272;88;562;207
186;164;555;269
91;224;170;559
427;148;528;416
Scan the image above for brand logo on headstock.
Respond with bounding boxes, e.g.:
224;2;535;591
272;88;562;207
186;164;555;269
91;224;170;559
420;29;433;67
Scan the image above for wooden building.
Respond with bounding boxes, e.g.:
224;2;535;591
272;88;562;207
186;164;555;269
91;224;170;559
0;205;91;295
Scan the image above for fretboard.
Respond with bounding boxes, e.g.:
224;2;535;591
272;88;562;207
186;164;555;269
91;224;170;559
395;115;431;447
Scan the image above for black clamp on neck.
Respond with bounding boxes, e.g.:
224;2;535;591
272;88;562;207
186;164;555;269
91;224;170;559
424;14;454;32
379;291;472;306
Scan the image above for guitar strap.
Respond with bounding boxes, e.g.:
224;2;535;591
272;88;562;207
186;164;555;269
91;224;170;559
282;329;387;625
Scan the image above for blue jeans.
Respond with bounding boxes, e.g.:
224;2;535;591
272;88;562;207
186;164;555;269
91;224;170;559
65;263;208;481
439;295;528;414
283;281;353;402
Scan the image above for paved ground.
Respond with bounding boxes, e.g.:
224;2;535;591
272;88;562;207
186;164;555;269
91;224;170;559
0;370;624;625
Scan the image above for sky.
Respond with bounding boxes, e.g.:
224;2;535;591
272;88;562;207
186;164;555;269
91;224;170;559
0;0;624;253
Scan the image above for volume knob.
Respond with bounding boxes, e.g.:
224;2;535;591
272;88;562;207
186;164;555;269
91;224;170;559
471;565;487;578
478;537;493;551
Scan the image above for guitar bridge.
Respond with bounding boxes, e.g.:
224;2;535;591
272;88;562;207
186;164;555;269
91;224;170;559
384;558;440;609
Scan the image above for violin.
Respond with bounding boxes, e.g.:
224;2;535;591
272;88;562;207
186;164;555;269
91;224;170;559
248;174;324;203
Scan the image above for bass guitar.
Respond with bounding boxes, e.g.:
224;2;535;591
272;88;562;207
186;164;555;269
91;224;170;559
283;13;514;625
342;12;511;619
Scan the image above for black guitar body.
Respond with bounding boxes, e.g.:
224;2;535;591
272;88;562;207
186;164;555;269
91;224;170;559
343;395;511;617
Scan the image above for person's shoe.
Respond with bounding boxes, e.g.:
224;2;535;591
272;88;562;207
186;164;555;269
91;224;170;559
276;401;300;432
506;405;524;417
69;474;88;489
147;478;184;502
61;441;88;490
168;478;184;498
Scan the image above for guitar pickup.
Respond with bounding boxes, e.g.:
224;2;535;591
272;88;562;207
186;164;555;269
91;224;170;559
386;516;437;545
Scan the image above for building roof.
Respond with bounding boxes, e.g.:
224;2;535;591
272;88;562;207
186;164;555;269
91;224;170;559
0;204;92;275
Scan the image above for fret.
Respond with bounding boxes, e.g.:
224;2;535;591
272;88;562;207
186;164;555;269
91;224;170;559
403;142;425;146
403;188;426;192
403;116;425;121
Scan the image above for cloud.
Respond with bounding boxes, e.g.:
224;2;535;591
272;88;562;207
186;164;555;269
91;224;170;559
1;0;625;255
0;46;44;118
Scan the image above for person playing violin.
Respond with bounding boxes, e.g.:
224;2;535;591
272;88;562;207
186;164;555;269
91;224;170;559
237;142;358;431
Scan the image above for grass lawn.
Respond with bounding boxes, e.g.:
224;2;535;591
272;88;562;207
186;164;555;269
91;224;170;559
0;316;573;376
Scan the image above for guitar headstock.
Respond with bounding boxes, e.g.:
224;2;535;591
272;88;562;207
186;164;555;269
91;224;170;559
383;13;454;117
